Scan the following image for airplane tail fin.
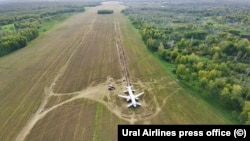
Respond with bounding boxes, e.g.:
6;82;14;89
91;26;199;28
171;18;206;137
124;90;135;93
127;102;141;108
127;103;133;107
124;85;133;88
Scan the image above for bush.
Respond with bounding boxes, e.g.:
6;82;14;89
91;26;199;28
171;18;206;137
97;10;113;14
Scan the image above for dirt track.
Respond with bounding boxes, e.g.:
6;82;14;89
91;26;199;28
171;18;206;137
16;77;179;141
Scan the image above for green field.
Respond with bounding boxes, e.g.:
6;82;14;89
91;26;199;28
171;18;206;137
38;14;75;35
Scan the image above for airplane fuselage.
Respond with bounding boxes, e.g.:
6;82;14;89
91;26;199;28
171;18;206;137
118;85;144;108
127;86;137;107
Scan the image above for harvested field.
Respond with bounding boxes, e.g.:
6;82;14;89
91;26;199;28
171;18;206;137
0;1;235;141
53;11;121;93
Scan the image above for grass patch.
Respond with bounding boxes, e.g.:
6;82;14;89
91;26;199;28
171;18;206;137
84;7;92;11
38;13;74;35
181;80;239;124
1;24;15;32
152;53;177;80
93;103;103;141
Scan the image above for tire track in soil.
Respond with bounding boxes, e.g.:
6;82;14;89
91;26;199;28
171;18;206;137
112;19;180;124
16;4;179;140
114;19;131;85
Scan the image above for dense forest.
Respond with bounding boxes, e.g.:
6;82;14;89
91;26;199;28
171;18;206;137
97;9;114;14
0;1;99;57
122;1;250;124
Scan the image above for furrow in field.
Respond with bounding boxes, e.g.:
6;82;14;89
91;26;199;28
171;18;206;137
54;9;121;93
15;14;98;141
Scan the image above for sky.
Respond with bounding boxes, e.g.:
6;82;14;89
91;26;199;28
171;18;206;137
0;0;249;3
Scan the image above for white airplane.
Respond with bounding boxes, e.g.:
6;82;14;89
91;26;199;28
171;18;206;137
118;85;144;108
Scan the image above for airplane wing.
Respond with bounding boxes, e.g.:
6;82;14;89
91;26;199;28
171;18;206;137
136;102;141;106
118;95;130;99
134;92;144;98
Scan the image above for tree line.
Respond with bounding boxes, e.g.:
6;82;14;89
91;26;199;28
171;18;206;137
122;1;250;124
0;1;99;57
97;10;114;14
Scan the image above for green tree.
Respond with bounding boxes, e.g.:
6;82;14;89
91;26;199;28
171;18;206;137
232;84;243;99
193;61;204;72
207;80;219;96
212;52;220;61
171;49;179;62
239;101;250;124
208;69;221;80
176;64;186;79
199;77;208;89
220;85;232;106
146;38;158;51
